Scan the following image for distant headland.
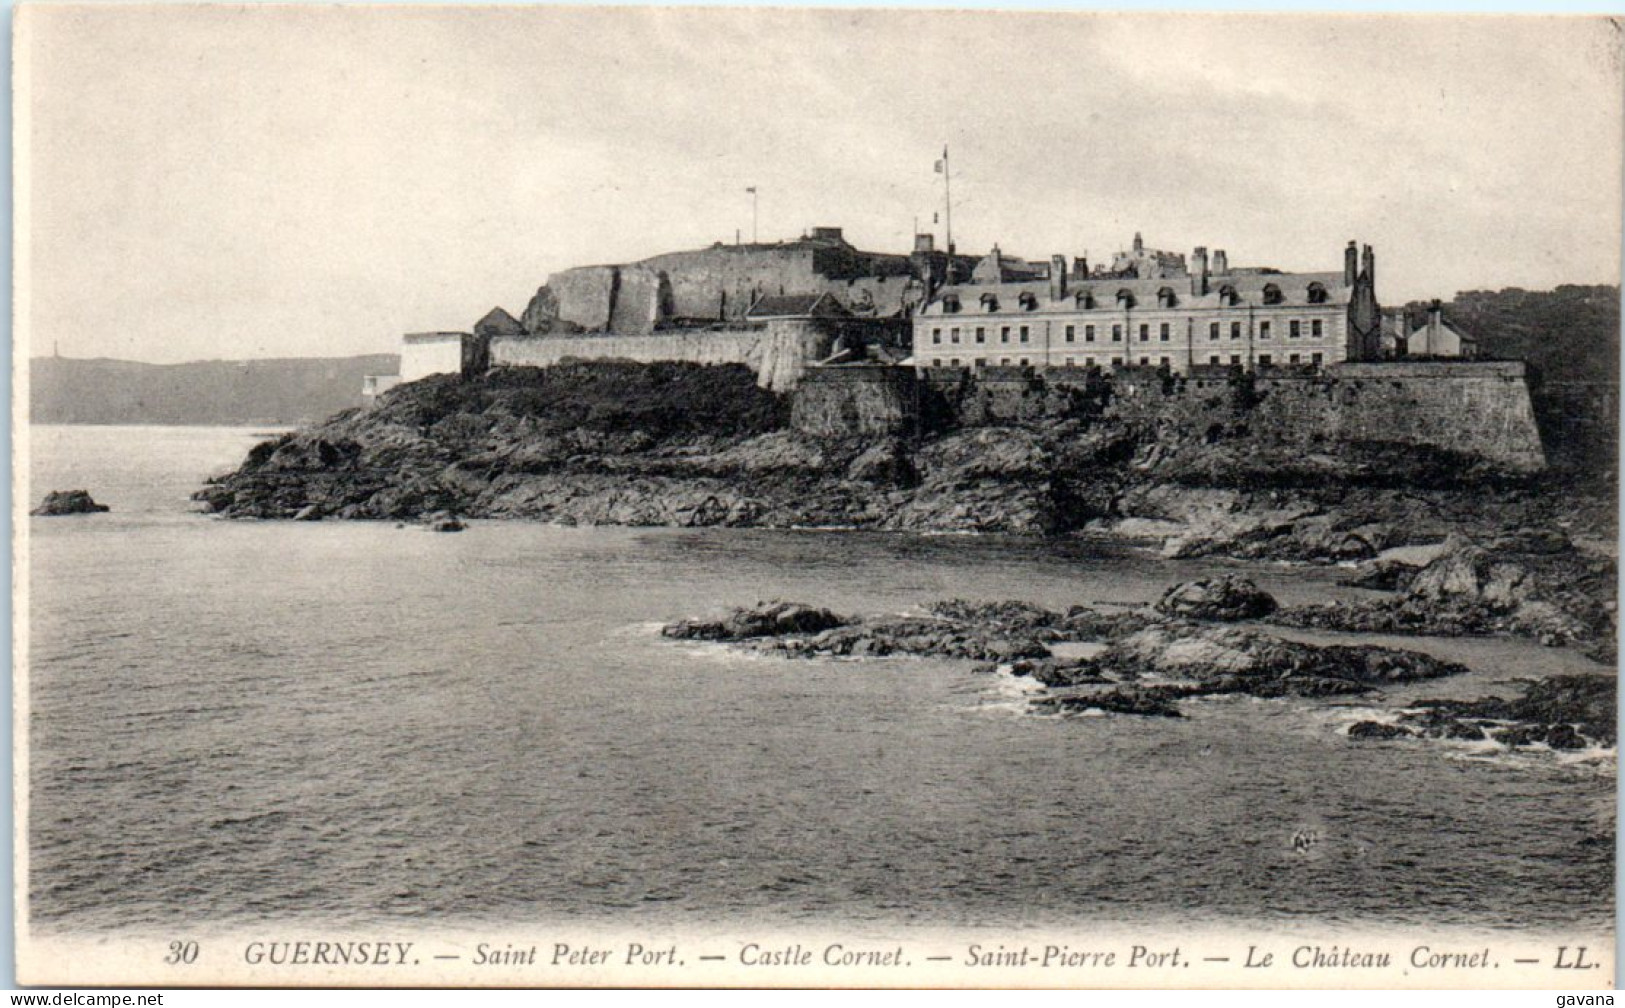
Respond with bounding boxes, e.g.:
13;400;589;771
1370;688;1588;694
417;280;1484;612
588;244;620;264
31;354;400;426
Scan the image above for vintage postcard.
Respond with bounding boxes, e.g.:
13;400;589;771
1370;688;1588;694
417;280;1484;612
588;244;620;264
12;4;1620;989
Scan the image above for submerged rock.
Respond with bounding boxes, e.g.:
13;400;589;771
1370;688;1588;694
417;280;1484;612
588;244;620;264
999;657;1114;687
422;511;466;532
31;490;109;515
1347;721;1415;740
1031;685;1194;719
1155;575;1277;621
662;600;848;641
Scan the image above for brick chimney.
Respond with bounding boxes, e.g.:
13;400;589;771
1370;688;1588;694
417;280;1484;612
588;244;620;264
1073;255;1089;279
1361;244;1375;288
1344;241;1359;286
1191;246;1210;297
1050;255;1068;300
1427;298;1443;354
1212;249;1228;276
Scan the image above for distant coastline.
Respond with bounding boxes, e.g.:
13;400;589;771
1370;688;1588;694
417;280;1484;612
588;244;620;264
29;354;398;427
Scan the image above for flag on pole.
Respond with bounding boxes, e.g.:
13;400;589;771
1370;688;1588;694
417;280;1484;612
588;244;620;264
746;186;756;193
934;146;948;173
933;159;944;174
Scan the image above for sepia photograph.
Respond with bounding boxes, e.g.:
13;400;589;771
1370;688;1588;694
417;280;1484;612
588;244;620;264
12;4;1621;989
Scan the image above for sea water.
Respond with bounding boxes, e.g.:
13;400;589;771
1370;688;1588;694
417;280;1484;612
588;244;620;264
23;425;1615;934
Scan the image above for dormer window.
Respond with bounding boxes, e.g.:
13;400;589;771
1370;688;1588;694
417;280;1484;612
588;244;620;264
942;294;962;313
1157;286;1177;308
1116;288;1136;309
980;292;1000;312
1018;291;1039;311
1218;285;1239;307
1306;282;1328;304
1262;283;1283;306
1075;289;1095;309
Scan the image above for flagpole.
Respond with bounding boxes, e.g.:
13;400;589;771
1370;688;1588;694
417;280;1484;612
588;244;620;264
942;146;953;258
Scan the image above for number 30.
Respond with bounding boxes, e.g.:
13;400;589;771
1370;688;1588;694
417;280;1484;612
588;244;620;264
165;941;199;965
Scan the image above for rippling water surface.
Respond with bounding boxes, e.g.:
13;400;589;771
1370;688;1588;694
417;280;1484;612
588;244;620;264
25;425;1615;933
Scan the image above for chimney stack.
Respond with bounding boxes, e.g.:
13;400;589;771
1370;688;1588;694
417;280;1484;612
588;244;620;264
1073;255;1089;279
1344;241;1359;286
914;233;935;253
1191;246;1210;297
1361;244;1375;287
1427;299;1442;354
1050;255;1068;301
1212;249;1228;276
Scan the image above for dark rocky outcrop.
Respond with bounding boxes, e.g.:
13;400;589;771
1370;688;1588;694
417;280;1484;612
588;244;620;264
1031;686;1195;719
764;618;1052;662
1155;575;1277;621
1000;657;1114;687
421;511;466;532
1083;623;1466;690
1021;623;1469;719
31;490;109;516
1272;533;1616;649
662;601;848;642
663;597;1154;663
1347;674;1615;750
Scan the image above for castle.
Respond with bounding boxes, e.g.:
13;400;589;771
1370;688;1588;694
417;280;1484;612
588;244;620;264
385;226;1473;394
368;225;1559;471
392;228;970;392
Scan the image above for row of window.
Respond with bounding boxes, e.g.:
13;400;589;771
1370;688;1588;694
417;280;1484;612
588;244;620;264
930;352;1326;369
930;318;1329;346
931;325;1032;345
939;282;1330;314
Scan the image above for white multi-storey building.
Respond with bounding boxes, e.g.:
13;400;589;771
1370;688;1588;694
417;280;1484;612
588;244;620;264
913;240;1383;373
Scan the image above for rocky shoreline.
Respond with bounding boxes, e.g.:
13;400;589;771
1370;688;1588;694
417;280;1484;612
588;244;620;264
660;595;1612;751
194;362;1615;657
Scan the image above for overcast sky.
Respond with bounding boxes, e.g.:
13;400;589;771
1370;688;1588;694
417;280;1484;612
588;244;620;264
18;7;1623;362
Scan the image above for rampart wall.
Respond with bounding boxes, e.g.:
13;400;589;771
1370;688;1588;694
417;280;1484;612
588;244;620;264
1107;361;1545;470
490;321;834;392
791;360;1547;471
791;365;919;438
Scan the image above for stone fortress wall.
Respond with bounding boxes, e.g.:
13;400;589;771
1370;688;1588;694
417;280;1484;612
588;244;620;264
791;360;1548;471
491;325;821;393
488;317;907;393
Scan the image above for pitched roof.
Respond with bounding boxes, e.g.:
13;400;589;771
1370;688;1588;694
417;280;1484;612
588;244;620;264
1408;320;1476;342
474;307;526;337
745;292;849;318
922;271;1350;316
